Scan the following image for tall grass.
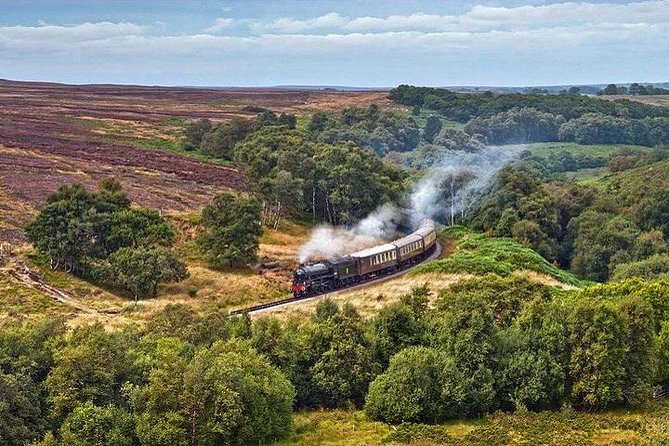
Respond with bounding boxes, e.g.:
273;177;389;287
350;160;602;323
272;401;669;446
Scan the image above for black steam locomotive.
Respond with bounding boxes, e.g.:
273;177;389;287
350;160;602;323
291;219;437;298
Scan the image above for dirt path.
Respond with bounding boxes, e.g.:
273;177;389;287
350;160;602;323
4;260;101;316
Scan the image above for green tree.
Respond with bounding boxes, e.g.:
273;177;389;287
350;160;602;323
612;254;669;281
512;219;555;259
105;247;188;302
422;115;442;143
105;208;176;252
429;295;497;415
132;339;294;446
197;192;262;268
304;303;379;408
437;275;550;329
617;296;657;406
658;321;669;385
365;347;452;423
568;211;640;281
498;299;570;411
185;342;295;445
26;192;97;272
370;302;424;367
200;118;259;160
59;402;137;446
183;119;212;151
567;298;627;409
465;107;564;144
45;324;133;422
257;170;304;229
24;180;179;277
130;337;193;446
0;372;45;446
495;325;567;411
277;113;297;129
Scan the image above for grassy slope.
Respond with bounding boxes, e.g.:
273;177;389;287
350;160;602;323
0;217;308;326
72;116;236;166
522;142;658;183
523;142;652;158
274;401;669;446
412;227;584;287
593;158;669;195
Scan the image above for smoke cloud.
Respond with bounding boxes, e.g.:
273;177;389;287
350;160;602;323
409;145;525;226
298;204;401;262
298;145;525;262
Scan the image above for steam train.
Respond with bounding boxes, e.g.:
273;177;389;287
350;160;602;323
290;219;437;298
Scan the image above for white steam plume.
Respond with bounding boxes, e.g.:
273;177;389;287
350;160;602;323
298;204;400;262
409;145;525;226
298;145;524;262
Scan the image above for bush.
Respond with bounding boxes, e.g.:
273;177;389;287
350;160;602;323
365;347;452;423
197;192;262;268
612;254;669;281
59;402;137;446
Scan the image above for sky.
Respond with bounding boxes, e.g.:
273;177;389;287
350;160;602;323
1;0;668;87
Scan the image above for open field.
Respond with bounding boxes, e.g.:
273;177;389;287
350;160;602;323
274;400;669;446
524;142;652;158
599;94;669;108
0;79;391;243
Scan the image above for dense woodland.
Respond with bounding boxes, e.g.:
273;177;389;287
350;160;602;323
6;85;669;445
3;279;669;445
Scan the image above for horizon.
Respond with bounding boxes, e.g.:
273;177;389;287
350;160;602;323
2;77;668;91
1;1;668;86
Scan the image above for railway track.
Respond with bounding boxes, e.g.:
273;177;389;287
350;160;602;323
230;242;442;316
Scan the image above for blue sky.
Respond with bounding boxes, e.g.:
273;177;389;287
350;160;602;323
1;1;667;87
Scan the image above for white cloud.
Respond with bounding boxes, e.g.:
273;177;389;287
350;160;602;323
1;3;667;86
465;1;669;26
1;17;667;56
204;18;234;34
0;22;144;44
251;1;669;34
250;12;347;34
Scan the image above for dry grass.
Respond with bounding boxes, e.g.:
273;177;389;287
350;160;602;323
0;272;66;318
0;218;312;327
598;94;669;108
273;400;669;446
257;268;578;320
0;183;37;244
275;410;390;446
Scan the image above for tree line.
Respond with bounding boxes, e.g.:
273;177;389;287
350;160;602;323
390;84;669;122
468;163;669;282
308;104;421;156
3;276;668;445
461;108;669;147
599;83;669;96
390;85;669;147
234;126;406;226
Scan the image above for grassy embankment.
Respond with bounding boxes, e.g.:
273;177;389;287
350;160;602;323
274;400;669;446
260;226;583;320
412;227;584;287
